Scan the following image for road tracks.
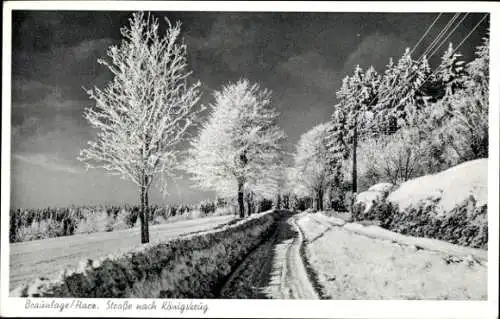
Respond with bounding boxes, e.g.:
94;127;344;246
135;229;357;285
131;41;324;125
218;213;319;299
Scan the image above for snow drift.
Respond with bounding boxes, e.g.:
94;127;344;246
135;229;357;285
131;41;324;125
353;182;396;219
353;159;488;249
387;158;488;216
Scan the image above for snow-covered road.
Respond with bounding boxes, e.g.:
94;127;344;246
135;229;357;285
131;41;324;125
218;211;487;300
219;212;319;299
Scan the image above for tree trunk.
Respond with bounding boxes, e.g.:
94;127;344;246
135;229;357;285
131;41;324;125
237;179;245;218
245;193;250;216
237;150;250;218
144;181;150;243
313;189;324;212
250;193;255;215
325;186;332;210
275;194;282;210
312;191;318;212
139;177;150;244
318;188;324;211
139;184;147;244
142;134;151;244
352;116;358;194
246;191;255;216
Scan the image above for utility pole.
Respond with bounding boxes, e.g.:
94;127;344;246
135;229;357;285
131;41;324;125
352;114;358;194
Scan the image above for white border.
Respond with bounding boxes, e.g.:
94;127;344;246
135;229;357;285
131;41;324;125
2;2;499;318
0;1;499;13
487;2;500;317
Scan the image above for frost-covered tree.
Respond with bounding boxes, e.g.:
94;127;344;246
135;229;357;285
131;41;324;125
334;65;380;193
356;127;429;185
442;35;489;160
326;107;350;182
436;43;467;98
292;123;342;211
78;12;202;243
184;79;286;218
374;48;431;133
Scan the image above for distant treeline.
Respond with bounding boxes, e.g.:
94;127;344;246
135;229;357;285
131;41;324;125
9;199;236;243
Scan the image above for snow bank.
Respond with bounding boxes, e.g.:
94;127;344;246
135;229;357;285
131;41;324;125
316;212;487;260
356;191;384;214
11;210;283;298
300;214;487;300
350;159;488;249
388;158;488;214
353;182;395;220
368;182;396;194
343;223;487;261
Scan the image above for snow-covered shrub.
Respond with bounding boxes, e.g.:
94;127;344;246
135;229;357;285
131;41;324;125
356;192;488;249
151;214;168;225
198;200;217;215
75;209;113;234
356;158;488;249
352;183;396;222
188;209;205;219
110;208;132;230
10;207;82;242
213;206;235;216
357;127;429;186
375;196;487;249
14;219;61;241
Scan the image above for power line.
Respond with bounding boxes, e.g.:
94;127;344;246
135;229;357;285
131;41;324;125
452;13;489;55
358;12;458;113
428;13;470;59
420;13;489;90
419;13;460;60
379;12;472;104
364;12;489;135
337;11;487;135
384;13;470;109
410;13;443;56
380;13;468;109
419;13;459;59
338;12;454;108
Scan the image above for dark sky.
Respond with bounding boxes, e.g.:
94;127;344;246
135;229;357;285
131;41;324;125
10;10;489;209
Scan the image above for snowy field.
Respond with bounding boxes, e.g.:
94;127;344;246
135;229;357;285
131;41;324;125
297;214;487;300
9;215;234;291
